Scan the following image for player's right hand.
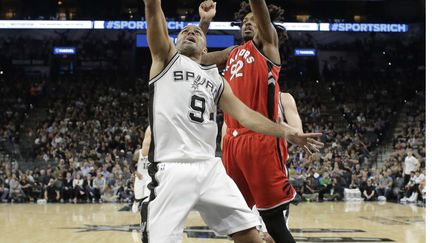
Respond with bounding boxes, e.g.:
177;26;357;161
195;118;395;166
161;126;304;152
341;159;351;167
199;0;217;21
281;122;324;154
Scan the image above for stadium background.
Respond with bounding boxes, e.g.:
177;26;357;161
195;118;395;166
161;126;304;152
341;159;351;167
0;0;427;242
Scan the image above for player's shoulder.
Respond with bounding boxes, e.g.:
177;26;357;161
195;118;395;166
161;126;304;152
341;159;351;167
280;92;295;100
280;92;297;106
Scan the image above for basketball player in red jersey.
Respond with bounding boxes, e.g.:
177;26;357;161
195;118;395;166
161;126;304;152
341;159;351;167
200;1;324;242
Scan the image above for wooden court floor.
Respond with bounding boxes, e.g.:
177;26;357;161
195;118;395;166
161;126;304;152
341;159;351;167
0;202;425;243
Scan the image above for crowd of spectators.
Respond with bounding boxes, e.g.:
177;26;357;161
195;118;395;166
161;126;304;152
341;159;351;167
0;73;45;161
0;33;134;65
0;31;425;206
1;158;135;204
283;35;425;205
0;71;150;204
29;74;147;163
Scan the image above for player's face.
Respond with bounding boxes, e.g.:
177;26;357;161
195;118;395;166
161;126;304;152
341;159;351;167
241;12;256;42
176;25;207;56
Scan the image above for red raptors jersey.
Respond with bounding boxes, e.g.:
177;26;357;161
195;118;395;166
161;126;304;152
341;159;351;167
224;41;281;129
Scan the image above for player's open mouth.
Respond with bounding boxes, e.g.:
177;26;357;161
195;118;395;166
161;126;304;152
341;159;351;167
185;37;196;43
244;28;253;34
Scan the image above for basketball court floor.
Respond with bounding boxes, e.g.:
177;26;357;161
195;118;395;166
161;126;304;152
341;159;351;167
0;202;424;243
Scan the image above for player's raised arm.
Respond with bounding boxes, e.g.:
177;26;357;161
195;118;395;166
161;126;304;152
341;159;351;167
143;0;176;78
198;0;217;34
198;0;233;68
249;0;279;46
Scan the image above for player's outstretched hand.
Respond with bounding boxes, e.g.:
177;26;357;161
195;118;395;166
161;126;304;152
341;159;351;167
281;123;324;154
199;0;217;21
293;133;324;154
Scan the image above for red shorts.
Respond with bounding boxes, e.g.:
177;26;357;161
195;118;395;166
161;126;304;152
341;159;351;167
222;128;296;210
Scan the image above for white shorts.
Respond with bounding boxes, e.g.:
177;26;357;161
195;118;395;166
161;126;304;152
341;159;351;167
134;176;149;200
252;205;267;233
146;158;260;243
135;154;151;200
252;205;289;233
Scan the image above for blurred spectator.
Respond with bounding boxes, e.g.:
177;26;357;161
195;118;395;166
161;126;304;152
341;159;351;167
376;169;393;201
323;177;344;201
92;172;106;203
362;179;376;201
72;174;85;203
403;148;420;186
44;178;60;202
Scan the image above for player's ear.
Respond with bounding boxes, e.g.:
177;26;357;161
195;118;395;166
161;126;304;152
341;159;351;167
202;48;208;54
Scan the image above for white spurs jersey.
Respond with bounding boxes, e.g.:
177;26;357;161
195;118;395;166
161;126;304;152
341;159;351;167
137;152;151;182
148;52;224;163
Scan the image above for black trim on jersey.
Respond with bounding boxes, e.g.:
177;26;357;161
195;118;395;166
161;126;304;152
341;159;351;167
251;40;281;67
140;201;149;243
267;61;275;121
145;82;157;242
147;83;156;163
215;76;225;105
144;162;159;243
149;52;180;85
276;138;284;170
279;92;287;123
147;163;159;202
199;64;218;70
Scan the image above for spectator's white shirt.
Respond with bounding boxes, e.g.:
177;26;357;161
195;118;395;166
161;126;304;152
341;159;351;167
73;179;84;187
54;136;63;145
415;173;425;184
404;155;419;175
9;178;20;190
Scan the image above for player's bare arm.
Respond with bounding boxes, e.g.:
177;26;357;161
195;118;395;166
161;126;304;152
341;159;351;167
198;0;217;34
220;122;227;150
281;92;303;133
281;92;323;153
143;0;177;79
219;79;322;142
198;0;235;68
141;126;151;156
249;0;280;64
201;46;236;69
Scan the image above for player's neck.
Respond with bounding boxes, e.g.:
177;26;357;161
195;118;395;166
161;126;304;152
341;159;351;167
187;54;202;63
178;49;202;63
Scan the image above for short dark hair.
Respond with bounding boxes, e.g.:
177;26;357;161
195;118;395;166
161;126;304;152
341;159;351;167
235;1;285;22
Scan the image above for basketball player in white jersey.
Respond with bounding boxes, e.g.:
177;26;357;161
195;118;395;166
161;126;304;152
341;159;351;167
222;91;308;243
132;126;151;214
142;0;322;242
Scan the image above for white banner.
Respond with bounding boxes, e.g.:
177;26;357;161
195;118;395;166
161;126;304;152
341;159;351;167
0;20;93;29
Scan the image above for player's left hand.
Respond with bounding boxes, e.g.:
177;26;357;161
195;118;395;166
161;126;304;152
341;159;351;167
199;0;217;21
